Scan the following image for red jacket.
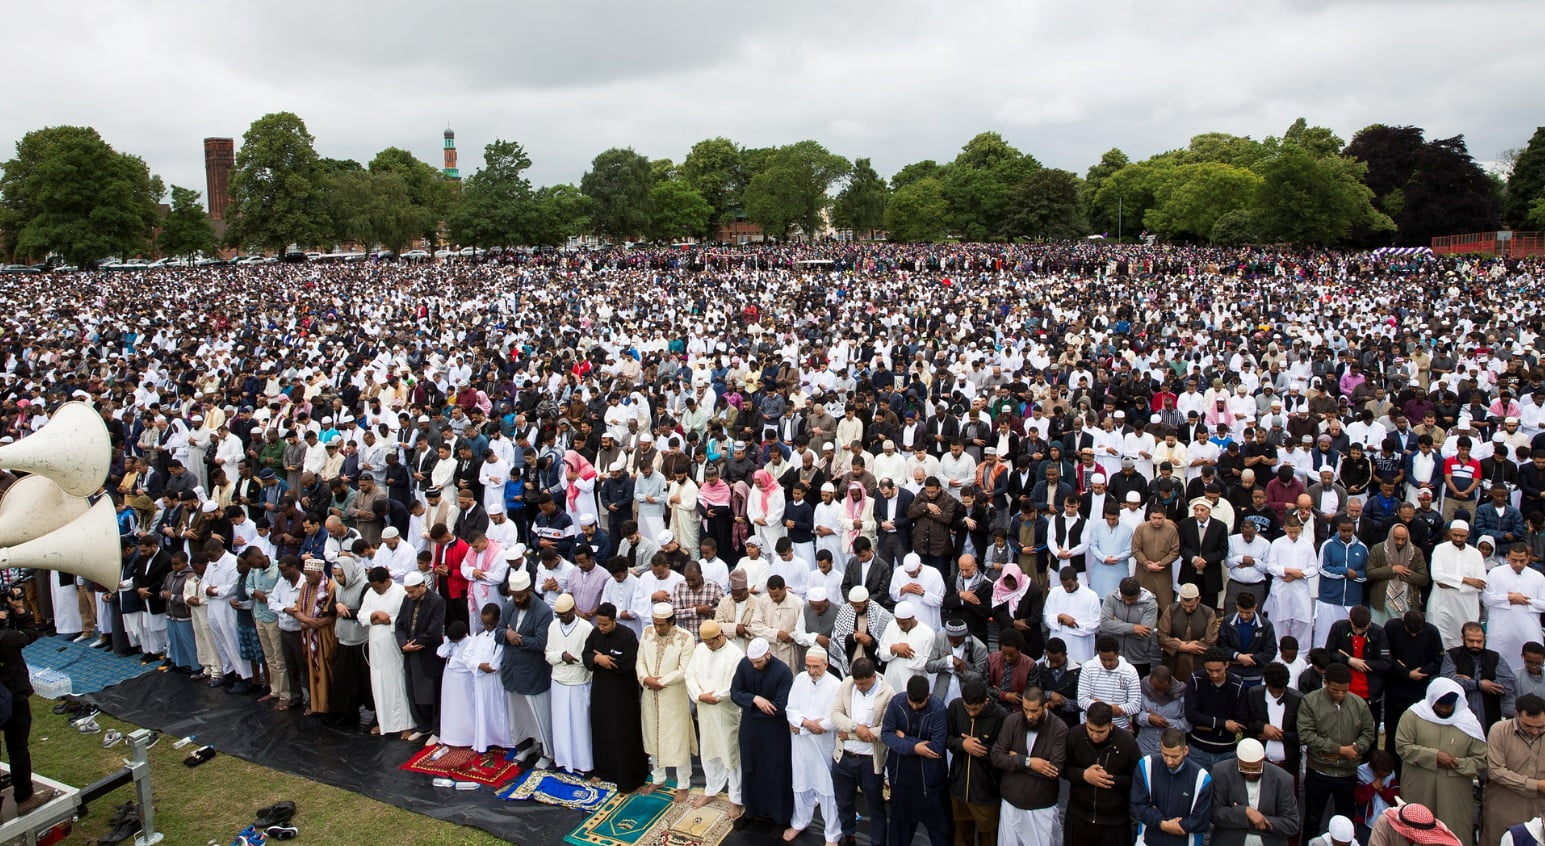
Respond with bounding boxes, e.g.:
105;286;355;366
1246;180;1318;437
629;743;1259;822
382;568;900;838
433;538;471;600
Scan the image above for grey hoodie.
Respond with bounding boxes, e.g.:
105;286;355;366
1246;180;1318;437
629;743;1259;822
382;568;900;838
1135;674;1191;756
1098;588;1160;668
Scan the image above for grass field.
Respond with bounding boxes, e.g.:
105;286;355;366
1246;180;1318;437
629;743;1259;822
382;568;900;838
26;706;510;845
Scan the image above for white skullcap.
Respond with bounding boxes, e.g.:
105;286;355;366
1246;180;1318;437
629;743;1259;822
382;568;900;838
894;600;916;620
651;602;673;619
504;543;527;560
1328;816;1355;844
609;458;627;472
848;585;870;603
1236;738;1265;763
903;553;922;572
201;500;220;512
807;645;828;661
403;571;426;588
657;530;674;545
1450;520;1469;532
381;527;400;539
1125;491;1141;503
1090;474;1106;484
508;570;532;591
746;638;770;659
807;586;829;603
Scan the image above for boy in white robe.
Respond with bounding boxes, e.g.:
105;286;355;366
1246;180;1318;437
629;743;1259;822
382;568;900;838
436;621;476;748
1042;567;1101;664
601;557;645;636
786;645;843;844
464;603;514;753
544;594;595;774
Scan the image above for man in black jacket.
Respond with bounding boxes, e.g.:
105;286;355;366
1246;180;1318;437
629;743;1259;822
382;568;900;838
871;479;913;569
946;678;1006;846
1382;609;1444;761
1325;605;1392;732
1245;662;1303;774
1062;701;1141;846
0;588;52;813
988;686;1068;844
1216;592;1276;688
1177;501;1229;609
1185;648;1248;770
1039;638;1082;727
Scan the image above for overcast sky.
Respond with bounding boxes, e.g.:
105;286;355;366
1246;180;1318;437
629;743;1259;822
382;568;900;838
7;0;1543;208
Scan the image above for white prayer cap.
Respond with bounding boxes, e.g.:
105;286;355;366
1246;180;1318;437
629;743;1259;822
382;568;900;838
847;585;869;603
807;586;829;603
1125;491;1141;503
579;513;597;526
820;482;835;493
1328;816;1355;844
201;500;219;513
508;570;532;591
894;600;917;620
403;571;426;588
657;530;674;545
902;553;922;573
1090;474;1106;484
609;458;627;472
487;502;505;515
639;433;654;443
1450;520;1469;532
1237;738;1266;763
744;537;762;548
381;527;400;539
807;645;828;661
747;638;770;659
651;602;674;619
553;594;575;613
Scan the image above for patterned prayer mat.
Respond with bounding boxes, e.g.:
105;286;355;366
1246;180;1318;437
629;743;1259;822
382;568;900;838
23;636;154;695
563;790;675;846
398;744;524;787
497;767;617;811
647;795;737;846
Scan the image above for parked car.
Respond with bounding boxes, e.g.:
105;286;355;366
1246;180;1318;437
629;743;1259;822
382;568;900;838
401;249;431;261
0;264;39;274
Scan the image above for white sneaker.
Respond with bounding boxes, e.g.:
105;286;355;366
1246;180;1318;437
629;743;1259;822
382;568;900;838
72;633;95;643
423;734;439;747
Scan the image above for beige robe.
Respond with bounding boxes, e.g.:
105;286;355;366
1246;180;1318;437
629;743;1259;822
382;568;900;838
637;624;698;768
685;638;744;766
1483;718;1545;846
1394;711;1488;843
750;594;806;669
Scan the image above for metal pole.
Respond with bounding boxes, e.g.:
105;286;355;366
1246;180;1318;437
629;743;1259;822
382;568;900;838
1118;196;1123;242
126;730;163;845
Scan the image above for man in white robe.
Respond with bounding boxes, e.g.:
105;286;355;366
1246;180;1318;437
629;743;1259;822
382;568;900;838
360;568;413;736
1043;567;1101;664
785;645;843;845
1263;519;1319;648
485;507;521;549
1486;543;1545;672
201;540;250;684
751;575;806;670
458;533;508;623
667;470;700;553
601;558;645;636
464;601;514;753
879;601;935;694
635;556;685;626
371;527;417;583
1430;521;1489;649
535;549;577;609
544;593;595;774
889;553;945;632
686;620;744;813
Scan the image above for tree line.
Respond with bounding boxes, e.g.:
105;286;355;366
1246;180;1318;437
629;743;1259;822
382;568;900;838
4;112;1545;265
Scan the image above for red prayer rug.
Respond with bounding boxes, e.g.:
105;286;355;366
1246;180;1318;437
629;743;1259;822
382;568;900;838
398;744;524;787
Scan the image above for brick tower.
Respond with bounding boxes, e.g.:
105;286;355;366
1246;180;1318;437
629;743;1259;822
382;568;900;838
203;137;235;221
443;128;459;181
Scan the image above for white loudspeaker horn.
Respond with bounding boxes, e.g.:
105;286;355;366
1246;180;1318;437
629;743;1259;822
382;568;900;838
0;475;92;547
0;497;122;588
0;401;111;497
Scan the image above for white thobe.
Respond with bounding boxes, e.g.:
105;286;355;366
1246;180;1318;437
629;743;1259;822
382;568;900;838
878;620;935;693
478;459;511;514
634;570;684;623
462;629;513;752
535;560;578;608
545;617;595;773
686;639;744;801
50;577;83;635
768;556;810;598
204;552;248;678
813;501;847;562
372;541;418;584
361;583;413;733
459;541;509;621
1043;584;1101;664
485;517;521;549
601;574;644;635
787;670;842;843
436;638;477;747
888;567;946;632
1430;542;1487;650
1485;565;1545;672
1263;534;1319;647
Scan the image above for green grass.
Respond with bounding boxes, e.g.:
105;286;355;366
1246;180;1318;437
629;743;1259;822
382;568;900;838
28;707;510;845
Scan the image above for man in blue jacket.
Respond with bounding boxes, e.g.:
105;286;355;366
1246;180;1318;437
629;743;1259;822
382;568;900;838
1312;517;1369;650
882;675;950;846
1132;727;1214;846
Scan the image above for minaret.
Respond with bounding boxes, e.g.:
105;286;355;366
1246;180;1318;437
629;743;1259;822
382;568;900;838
443;127;459;181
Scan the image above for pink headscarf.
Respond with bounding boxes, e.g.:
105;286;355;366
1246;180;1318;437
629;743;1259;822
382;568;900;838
992;562;1031;609
753;469;779;513
563;450;598;513
842;482;868;549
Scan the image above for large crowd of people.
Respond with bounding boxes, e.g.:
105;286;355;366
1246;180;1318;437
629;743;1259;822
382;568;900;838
2;241;1545;845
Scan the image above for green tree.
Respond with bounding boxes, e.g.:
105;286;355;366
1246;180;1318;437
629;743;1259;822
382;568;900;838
225;112;329;251
1531;195;1545;227
680;138;742;231
953;132;1029;172
0;125;163;265
884;177;950;242
1091;160;1173;240
368;147;453;243
580;148;654;241
1083;148;1130;233
831;157;889;238
650;158;677;184
647;180;712;242
1145;162;1263;241
157;185;218;258
1505;127;1545;228
742;141;849;240
1251;147;1391;245
446;139;537;247
1170;133;1269;170
890;160;940;191
528;184;592;246
1209;209;1259;245
1280;118;1345;159
325;170;428;252
940;166;1010;241
1006;168;1086;240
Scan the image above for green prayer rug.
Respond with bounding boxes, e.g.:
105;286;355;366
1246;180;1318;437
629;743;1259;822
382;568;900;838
563;790;675;846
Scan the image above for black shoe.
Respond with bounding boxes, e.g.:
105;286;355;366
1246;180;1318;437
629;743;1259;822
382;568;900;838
254;799;297;828
732;817;751;831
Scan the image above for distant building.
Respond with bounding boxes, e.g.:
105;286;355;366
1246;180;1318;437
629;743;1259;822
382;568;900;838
443;128;460;181
203;138;235;222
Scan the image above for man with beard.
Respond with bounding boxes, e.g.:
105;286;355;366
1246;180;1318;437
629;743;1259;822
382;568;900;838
990;685;1068;846
1062;701;1141;846
393;571;446;741
497;570;555;769
731;637;794;832
1209;738;1300;846
1393;678;1488;841
582;603;649;792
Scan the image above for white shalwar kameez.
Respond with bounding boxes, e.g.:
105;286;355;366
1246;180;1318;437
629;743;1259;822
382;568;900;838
361;582;413;734
544;616;595;773
1430;541;1487;650
879;619;935;694
463;627;513;752
998;729;1058;846
1264;534;1319;648
787;669;842;843
685;638;744;803
1043;582;1101;664
50;576;83;636
204;552;250;678
1485;564;1545;672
